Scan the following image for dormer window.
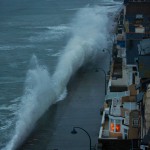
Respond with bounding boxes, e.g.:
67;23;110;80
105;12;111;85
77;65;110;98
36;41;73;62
136;14;143;19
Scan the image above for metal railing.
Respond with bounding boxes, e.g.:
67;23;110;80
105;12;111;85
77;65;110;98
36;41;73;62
102;130;109;137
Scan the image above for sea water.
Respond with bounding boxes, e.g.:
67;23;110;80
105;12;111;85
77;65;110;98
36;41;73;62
0;0;122;149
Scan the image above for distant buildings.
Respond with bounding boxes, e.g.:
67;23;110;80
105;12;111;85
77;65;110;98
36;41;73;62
98;0;150;149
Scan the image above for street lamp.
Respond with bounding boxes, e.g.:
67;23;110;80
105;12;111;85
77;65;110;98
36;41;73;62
71;127;92;150
103;48;112;61
95;68;107;95
102;48;112;69
102;48;111;57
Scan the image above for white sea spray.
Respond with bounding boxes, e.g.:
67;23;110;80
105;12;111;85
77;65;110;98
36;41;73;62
4;4;121;150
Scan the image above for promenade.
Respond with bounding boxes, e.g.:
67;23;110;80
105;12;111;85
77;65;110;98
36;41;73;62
20;54;109;150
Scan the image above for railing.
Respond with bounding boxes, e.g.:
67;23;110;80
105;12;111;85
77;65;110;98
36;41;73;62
102;130;109;137
99;127;103;138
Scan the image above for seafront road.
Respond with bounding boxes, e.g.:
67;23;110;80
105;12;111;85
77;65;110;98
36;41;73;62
20;54;109;150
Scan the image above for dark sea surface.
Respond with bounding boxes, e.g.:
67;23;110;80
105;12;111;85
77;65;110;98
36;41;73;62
0;0;122;149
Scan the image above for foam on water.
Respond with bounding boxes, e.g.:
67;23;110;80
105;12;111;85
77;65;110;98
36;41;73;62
4;3;122;150
29;25;70;42
4;55;55;150
46;25;70;31
51;52;62;57
0;45;34;51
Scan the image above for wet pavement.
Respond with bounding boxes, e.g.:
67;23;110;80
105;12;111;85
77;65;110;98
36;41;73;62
20;55;109;150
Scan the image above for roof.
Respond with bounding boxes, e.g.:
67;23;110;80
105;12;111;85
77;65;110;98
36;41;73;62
124;0;150;4
126;40;139;64
125;3;150;15
138;56;150;78
105;91;130;101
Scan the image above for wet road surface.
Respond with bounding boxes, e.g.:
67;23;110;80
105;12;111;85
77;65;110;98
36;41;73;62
19;55;109;150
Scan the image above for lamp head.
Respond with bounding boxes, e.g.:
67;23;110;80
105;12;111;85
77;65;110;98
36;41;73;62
95;69;99;72
71;128;77;134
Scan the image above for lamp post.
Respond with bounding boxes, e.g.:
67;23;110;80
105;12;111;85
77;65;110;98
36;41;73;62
71;127;92;150
102;48;112;68
102;48;112;64
102;48;111;57
95;68;107;95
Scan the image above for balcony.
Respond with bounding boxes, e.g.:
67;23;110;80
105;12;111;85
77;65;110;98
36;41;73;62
112;58;122;79
99;114;110;139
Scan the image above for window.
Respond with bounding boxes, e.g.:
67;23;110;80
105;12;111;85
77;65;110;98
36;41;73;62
124;129;128;139
124;134;127;139
132;118;139;127
116;124;121;132
124;129;128;133
124;118;129;125
110;119;121;132
136;14;143;19
110;123;115;132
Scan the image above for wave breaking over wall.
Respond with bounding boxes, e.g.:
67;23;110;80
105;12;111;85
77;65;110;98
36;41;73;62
4;4;120;150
